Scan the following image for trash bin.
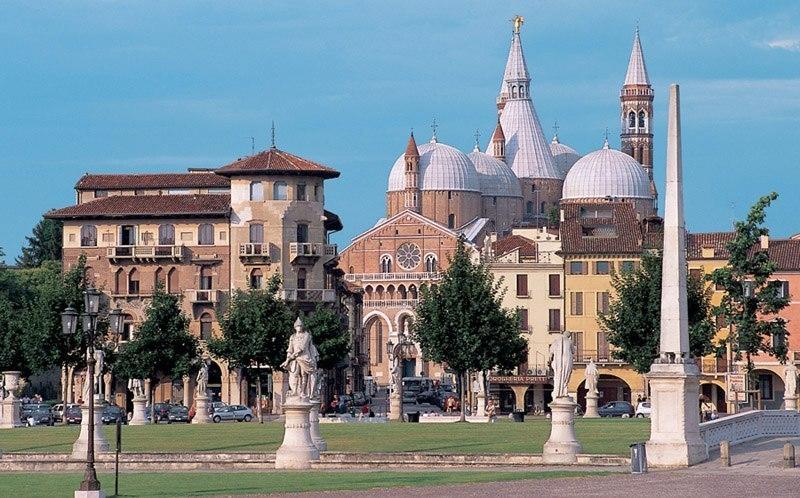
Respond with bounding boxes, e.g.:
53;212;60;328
630;442;647;474
512;411;525;423
407;412;420;423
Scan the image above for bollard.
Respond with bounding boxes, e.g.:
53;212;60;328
720;440;731;467
784;444;795;469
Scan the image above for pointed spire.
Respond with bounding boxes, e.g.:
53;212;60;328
498;16;530;100
490;119;506;161
405;131;419;157
624;26;650;86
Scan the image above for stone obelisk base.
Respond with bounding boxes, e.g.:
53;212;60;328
476;393;486;417
129;396;148;425
584;393;600;418
543;396;582;464
785;396;798;411
309;398;327;451
0;398;23;428
275;398;319;469
646;362;708;467
72;401;110;459
192;395;212;424
389;392;402;421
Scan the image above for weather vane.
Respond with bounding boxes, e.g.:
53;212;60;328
511;15;524;34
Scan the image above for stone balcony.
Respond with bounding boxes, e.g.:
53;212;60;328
363;299;419;309
238;243;271;264
288;243;337;264
283;289;336;303
573;349;625;365
107;245;185;262
344;272;442;283
187;289;222;304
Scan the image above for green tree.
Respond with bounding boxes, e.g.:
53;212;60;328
16;217;63;268
302;304;351;404
600;251;715;374
709;193;789;373
413;239;526;422
0;259;27;376
115;286;199;422
208;276;293;422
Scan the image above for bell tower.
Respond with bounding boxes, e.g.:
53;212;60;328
620;27;656;210
403;132;420;212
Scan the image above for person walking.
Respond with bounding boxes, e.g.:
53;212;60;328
486;399;497;423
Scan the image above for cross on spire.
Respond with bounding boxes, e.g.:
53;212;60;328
603;127;610;149
552;121;560;141
430;117;438;143
270;121;276;149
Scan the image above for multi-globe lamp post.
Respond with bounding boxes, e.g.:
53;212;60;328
61;288;124;496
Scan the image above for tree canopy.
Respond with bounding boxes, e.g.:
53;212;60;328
16;217;63;268
413;239;526;420
709;193;789;370
599;251;715;374
303;304;350;371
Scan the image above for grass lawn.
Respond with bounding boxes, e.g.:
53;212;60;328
0;470;614;497
0;418;649;455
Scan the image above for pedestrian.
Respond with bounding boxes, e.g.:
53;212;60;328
359;403;369;421
486;399;497;423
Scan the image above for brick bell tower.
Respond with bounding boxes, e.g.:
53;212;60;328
403;132;421;212
620;27;657;210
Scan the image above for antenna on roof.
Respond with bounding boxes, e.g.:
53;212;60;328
270;121;276;149
247;136;255;155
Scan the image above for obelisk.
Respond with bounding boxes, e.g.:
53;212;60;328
645;84;708;467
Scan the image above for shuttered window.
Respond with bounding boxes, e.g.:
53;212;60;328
548;274;561;296
516;274;528;297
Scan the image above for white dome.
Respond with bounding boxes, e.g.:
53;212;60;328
562;143;652;200
387;141;480;192
467;150;522;198
549;139;581;177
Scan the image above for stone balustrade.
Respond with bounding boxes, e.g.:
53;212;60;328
699;410;800;449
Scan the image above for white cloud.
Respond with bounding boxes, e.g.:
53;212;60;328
764;38;800;52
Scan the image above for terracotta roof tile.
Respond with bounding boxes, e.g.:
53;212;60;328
686;232;735;260
491;120;505;142
492;234;537;258
560;202;643;255
216;148;340;178
75;172;229;190
764;239;800;271
46;194;230;220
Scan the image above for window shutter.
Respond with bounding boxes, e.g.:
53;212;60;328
549;274;560;296
516;274;528;296
519;309;529;331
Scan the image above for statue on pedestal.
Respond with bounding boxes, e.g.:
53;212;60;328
196;359;209;398
128;378;145;399
281;317;319;399
585;359;599;395
785;364;798;400
549;331;574;399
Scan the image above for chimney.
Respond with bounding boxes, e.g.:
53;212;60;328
760;234;769;250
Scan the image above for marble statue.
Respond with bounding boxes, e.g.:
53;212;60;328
196;360;209;397
128;378;145;399
549;331;574;399
390;358;401;393
281;317;319;399
785;364;798;399
585;359;599;395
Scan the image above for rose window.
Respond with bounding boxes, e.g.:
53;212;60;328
396;243;421;271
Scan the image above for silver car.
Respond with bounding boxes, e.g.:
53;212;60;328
212;404;253;423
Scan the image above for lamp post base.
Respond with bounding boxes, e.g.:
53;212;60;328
72;402;109;459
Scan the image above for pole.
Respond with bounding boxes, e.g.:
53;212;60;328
79;316;101;492
115;417;122;496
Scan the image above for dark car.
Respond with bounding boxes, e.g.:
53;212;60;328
167;405;190;424
101;405;127;425
598;401;635;418
25;407;55;427
416;389;439;405
65;406;82;424
146;403;172;422
21;403;50;420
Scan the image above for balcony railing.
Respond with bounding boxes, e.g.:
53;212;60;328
288;243;338;263
239;243;270;261
363;299;419;309
283;289;336;303
187;289;221;304
344;272;442;282
107;245;184;261
573;349;625;364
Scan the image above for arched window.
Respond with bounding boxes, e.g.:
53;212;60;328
158;224;175;245
424;254;438;273
167;267;178;293
638;110;646;128
297;268;307;290
114;268;124;295
128;268;140;295
200;313;213;341
380;255;392;273
375;285;384;300
364;285;374;300
154;267;164;289
540;201;546;214
398;284;407;300
198;224;214;245
250;181;264;201
386;284;395;300
80;225;97;247
408;284;418;300
448;214;455;229
273;181;288;200
199;266;213;290
121;314;134;342
250;268;263;289
511;85;517;98
526;201;534;214
628;111;636;128
249;223;264;243
296;223;309;243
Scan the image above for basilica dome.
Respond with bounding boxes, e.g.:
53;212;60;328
549;137;581;177
562;141;651;200
387;141;481;192
467;150;522;198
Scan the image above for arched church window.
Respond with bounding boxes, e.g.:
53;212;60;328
638;111;646;128
628;111;636;128
380;255;392;273
511;85;517;98
425;254;438;273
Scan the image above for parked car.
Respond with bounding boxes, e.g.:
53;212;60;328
65;406;82;424
25;407;55;427
21;403;50;420
210;401;228;414
167;405;191;423
415;389;439;405
212;405;253;423
598;401;635;418
635;401;652;418
152;403;172;421
101;405;127;425
52;403;79;423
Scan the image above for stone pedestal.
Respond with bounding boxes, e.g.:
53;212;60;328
75;490;106;498
309;398;327;451
389;392;402;422
543;396;582;464
785;396;798;411
72;401;110;459
129;396;148;426
0;371;23;429
275;398;320;469
192;395;212;424
645;362;708;468
476;393;486;417
584;393;600;418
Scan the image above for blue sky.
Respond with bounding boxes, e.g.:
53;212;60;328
2;1;800;260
